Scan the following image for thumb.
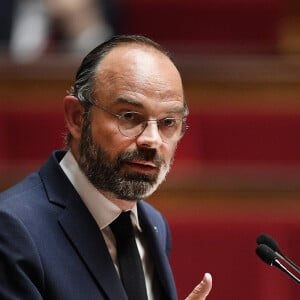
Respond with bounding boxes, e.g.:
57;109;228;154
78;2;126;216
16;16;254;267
185;273;212;300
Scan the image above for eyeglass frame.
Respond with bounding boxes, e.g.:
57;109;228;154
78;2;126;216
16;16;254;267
91;102;189;142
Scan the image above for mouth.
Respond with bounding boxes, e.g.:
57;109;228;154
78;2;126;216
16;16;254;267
124;160;158;173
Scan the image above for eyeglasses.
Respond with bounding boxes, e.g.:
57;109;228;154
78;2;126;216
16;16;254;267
93;103;188;143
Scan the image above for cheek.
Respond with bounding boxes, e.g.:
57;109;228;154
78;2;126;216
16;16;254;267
160;143;178;168
167;142;178;159
91;121;131;155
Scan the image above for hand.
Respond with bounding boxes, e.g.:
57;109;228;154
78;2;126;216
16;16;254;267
185;273;212;300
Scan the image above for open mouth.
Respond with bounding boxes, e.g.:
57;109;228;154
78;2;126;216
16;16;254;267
125;161;158;173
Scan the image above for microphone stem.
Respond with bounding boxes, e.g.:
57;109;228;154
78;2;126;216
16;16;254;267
281;254;300;274
274;259;300;285
277;251;300;274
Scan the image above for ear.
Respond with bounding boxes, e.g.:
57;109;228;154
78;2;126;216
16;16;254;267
64;95;85;141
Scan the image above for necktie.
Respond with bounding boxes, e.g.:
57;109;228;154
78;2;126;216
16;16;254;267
110;211;148;300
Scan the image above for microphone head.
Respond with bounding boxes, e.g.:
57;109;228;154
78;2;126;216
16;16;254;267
256;233;280;253
256;244;278;266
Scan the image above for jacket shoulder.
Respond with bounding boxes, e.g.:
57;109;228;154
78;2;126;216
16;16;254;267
0;172;43;208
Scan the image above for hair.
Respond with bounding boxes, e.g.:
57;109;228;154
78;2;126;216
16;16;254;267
65;34;187;146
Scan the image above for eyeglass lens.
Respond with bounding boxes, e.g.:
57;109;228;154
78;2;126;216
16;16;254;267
117;112;186;141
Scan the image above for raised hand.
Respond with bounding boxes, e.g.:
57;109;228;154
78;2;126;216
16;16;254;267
185;273;212;300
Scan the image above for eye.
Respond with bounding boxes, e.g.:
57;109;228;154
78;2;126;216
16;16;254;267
121;112;144;126
161;118;178;127
122;111;137;121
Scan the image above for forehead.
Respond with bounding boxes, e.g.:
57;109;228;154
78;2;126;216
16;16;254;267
94;44;184;109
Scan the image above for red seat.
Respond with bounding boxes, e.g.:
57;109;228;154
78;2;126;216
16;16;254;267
119;0;286;53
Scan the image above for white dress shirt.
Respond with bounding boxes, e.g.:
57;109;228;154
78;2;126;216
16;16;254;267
59;151;157;299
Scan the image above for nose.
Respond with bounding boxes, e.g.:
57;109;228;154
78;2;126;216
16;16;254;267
136;121;162;148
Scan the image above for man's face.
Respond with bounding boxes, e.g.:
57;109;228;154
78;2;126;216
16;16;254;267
77;45;185;201
78;116;171;200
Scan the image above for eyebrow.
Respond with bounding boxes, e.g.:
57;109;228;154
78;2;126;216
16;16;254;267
112;96;186;114
167;106;185;114
112;96;144;108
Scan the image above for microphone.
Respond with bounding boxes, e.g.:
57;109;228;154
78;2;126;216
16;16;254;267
257;233;300;274
256;244;300;285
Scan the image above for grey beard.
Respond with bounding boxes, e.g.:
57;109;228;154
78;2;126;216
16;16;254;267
78;120;170;200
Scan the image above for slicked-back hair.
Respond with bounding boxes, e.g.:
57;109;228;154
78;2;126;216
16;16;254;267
69;34;174;108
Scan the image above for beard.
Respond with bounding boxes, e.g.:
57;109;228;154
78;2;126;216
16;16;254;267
77;117;173;201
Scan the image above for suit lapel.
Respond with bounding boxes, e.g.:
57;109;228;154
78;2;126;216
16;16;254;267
138;203;177;300
40;151;127;300
58;199;127;300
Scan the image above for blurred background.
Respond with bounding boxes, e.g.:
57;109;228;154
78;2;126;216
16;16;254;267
0;0;300;298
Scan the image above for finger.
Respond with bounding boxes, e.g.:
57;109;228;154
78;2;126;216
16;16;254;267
185;273;212;300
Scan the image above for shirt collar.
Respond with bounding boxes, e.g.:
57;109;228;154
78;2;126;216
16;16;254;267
59;150;142;232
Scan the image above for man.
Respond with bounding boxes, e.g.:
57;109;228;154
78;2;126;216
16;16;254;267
0;35;212;299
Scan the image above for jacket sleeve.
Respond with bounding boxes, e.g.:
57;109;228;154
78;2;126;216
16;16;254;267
0;211;44;299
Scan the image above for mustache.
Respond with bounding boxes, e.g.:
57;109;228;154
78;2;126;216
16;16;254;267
117;148;165;166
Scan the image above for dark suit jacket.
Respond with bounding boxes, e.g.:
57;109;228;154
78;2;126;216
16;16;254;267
0;151;177;299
